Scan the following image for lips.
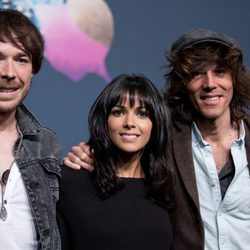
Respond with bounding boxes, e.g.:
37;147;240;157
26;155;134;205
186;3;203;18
0;82;19;92
0;86;20;100
200;94;223;106
200;95;222;100
0;87;18;92
119;132;140;140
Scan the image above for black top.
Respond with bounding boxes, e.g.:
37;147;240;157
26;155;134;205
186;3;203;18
57;166;173;250
219;155;235;200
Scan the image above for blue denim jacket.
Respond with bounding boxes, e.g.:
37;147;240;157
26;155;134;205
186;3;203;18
15;104;62;250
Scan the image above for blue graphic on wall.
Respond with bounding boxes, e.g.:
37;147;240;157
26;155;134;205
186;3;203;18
0;0;114;82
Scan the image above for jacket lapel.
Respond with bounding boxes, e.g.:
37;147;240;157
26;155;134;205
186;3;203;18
172;122;200;209
243;117;250;170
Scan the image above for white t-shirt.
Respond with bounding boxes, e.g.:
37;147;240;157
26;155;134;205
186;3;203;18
0;162;37;250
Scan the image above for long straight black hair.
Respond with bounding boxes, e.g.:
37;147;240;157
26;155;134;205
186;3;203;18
88;74;173;208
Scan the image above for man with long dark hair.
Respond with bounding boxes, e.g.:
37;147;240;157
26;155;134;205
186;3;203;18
164;29;250;250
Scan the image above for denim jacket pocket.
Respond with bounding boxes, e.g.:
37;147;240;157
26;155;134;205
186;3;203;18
41;161;61;203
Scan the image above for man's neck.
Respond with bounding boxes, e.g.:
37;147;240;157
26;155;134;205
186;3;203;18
0;110;17;132
0;111;19;176
194;114;239;173
195;113;238;144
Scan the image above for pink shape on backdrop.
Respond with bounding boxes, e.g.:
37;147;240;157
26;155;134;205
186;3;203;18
35;4;110;82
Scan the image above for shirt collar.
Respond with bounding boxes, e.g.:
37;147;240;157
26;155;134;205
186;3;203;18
192;122;208;146
192;120;245;147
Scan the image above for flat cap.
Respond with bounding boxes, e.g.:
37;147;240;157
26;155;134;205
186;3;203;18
171;28;241;54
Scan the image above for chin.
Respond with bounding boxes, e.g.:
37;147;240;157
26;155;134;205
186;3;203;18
0;104;19;114
201;114;225;122
195;110;223;121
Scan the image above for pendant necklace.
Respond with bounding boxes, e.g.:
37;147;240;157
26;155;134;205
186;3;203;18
0;125;23;221
0;168;11;221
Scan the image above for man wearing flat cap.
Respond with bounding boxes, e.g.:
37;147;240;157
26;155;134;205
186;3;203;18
64;29;250;250
165;28;250;250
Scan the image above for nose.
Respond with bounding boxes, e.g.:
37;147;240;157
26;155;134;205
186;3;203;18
203;70;217;89
123;113;135;128
1;60;16;80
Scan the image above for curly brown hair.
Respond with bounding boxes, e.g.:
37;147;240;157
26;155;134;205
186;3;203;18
164;42;250;124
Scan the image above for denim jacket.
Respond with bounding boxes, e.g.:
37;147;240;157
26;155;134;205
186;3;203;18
15;104;62;250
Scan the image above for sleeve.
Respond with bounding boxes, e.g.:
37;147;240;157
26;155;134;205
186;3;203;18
56;198;71;250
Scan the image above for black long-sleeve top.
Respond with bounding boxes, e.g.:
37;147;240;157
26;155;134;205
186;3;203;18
57;167;173;250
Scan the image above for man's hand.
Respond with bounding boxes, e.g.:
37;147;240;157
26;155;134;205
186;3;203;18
63;142;94;171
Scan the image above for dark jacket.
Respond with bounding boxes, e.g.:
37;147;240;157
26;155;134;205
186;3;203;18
15;104;62;250
170;116;250;250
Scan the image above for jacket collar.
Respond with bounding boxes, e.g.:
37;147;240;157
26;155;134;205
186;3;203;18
15;104;44;136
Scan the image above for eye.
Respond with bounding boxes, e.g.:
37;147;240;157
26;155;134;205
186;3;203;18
16;57;30;64
110;108;124;117
214;68;226;76
137;108;149;118
14;53;31;65
191;71;202;79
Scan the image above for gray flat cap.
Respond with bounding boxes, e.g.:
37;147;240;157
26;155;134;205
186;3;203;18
171;28;241;53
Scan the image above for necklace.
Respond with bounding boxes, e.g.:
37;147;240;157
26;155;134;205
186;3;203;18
0;168;12;221
0;125;23;221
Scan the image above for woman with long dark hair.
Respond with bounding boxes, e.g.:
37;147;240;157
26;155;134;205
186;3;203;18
57;74;173;250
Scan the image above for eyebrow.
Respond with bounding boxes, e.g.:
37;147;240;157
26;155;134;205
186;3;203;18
112;105;146;109
16;52;30;57
112;105;125;109
0;50;30;57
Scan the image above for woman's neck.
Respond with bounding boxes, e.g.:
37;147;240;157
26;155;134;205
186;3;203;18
116;152;144;178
